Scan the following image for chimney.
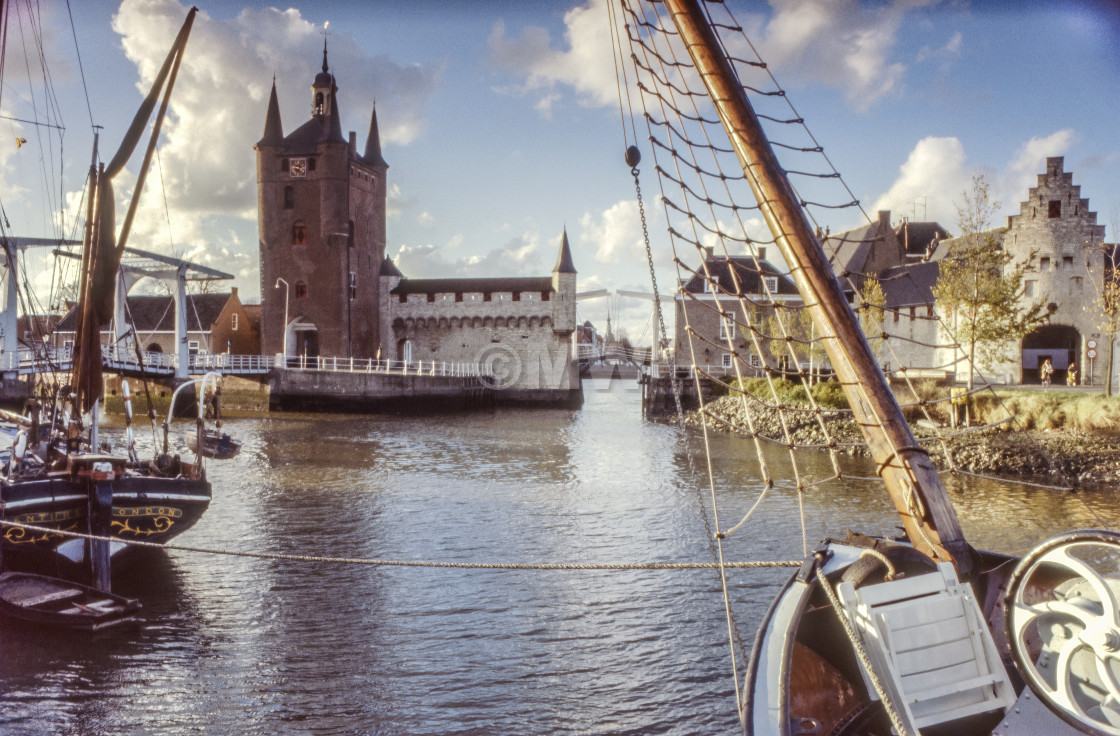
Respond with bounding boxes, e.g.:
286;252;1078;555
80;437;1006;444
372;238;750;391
231;286;239;299
349;131;357;156
704;246;715;259
757;246;767;260
878;210;891;229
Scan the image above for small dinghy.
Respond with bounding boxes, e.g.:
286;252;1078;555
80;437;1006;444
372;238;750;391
186;429;242;460
0;572;141;631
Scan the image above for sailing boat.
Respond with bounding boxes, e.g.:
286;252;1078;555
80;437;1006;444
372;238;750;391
615;2;1120;734
0;9;214;586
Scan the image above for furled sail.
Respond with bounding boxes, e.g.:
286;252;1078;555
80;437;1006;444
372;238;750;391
71;8;197;412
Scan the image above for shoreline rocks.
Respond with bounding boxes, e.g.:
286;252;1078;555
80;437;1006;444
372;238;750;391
686;395;1120;487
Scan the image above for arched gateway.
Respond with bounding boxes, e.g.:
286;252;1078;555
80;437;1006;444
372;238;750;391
1022;324;1080;383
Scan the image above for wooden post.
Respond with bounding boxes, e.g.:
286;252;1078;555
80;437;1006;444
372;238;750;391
86;468;114;593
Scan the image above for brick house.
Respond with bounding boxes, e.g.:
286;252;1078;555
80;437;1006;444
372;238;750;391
53;289;259;358
674;247;801;375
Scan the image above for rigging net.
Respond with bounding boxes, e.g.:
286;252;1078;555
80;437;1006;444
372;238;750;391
611;0;1111;724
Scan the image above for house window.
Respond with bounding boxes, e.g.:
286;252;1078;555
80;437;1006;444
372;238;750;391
748;354;762;368
281;159;289;173
1063;256;1074;269
484;293;492;302
349;272;357;300
283;186;294;209
541;292;550;301
513;292;521;302
63;339;74;349
719;314;733;341
455;293;463;303
1040;257;1050;272
1025;280;1036;298
232;314;239;331
926;305;934;317
295;281;307;299
1048;200;1061;218
721;353;733;369
293;222;307;245
1071;276;1083;292
188;340;200;356
426;293;435;303
763;276;778;293
909;307;916;320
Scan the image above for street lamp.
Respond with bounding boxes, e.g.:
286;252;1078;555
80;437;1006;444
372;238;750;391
275;277;290;362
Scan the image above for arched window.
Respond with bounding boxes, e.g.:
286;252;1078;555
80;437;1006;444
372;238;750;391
295;281;308;299
283;186;294;209
314;92;324;115
281;159;289;173
292;221;307;245
147;343;163;353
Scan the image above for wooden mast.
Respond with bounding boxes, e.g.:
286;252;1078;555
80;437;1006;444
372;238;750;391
662;0;973;577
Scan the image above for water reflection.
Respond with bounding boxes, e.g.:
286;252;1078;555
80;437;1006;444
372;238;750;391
1;382;1117;734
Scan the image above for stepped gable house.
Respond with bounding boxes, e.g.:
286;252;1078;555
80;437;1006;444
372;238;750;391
256;47;581;405
255;43;388;360
821;158;1116;384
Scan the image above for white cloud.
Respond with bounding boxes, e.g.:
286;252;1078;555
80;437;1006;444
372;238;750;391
392;231;546;278
491;0;938;117
487;0;625;112
873;131;1079;231
746;0;939;111
873;136;969;225
579;199;644;264
111;0;439;218
917;30;963;63
998;129;1078;206
31;0;444;302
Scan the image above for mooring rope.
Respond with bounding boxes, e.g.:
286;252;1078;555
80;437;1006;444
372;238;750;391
0;521;801;571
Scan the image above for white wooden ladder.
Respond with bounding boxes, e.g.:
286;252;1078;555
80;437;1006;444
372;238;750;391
837;562;1016;732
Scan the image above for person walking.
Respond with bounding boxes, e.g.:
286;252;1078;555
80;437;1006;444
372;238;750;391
1067;362;1078;387
1041;358;1054;386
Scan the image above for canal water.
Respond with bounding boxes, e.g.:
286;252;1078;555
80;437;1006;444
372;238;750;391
1;378;1116;735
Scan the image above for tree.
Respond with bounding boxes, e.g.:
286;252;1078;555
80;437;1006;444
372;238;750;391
1083;228;1120;397
933;175;1047;398
857;276;887;363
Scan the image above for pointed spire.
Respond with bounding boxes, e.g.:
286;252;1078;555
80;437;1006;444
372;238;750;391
328;79;344;142
553;227;576;274
257;77;283;146
363;102;388;167
322;38;329;73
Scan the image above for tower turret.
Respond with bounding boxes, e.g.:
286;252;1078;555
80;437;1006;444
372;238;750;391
258;78;283;146
551;228;577;334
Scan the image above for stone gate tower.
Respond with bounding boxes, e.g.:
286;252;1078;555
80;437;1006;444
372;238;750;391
255;43;388;359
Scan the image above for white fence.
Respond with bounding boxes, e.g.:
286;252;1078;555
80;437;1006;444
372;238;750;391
3;347;491;380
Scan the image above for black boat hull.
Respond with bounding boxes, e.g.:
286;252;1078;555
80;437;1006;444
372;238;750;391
1;474;211;558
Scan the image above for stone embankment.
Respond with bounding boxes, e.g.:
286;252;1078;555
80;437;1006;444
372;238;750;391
688;395;1120;487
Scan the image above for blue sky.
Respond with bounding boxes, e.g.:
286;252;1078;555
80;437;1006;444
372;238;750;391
3;0;1118;341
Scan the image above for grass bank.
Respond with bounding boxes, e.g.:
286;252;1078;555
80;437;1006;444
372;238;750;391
727;377;1120;435
100;376;270;417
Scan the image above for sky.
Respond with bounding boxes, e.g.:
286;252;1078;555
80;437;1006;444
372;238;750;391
2;0;1119;343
